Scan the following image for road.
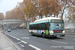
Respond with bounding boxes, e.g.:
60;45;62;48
4;29;75;50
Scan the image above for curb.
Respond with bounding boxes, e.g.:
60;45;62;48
1;31;21;50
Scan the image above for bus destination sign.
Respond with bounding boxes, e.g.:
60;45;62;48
51;19;63;22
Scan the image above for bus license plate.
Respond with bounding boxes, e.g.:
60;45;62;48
57;35;60;37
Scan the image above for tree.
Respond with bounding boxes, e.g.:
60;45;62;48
5;7;25;21
0;13;4;20
16;7;25;21
6;11;10;19
5;8;18;19
59;0;75;19
23;0;38;21
17;2;26;21
39;0;61;17
67;7;75;22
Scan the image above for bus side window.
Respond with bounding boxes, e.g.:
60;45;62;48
30;25;31;30
41;24;45;30
35;25;37;30
33;25;35;30
34;25;37;30
39;24;41;30
37;24;39;30
29;25;30;29
30;25;32;29
39;24;42;30
37;24;41;30
45;23;50;30
38;24;41;30
31;25;33;30
41;24;43;30
33;25;34;30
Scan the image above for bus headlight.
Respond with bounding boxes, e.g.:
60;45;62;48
50;31;54;35
62;30;65;33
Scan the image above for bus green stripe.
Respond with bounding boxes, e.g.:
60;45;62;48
45;30;49;35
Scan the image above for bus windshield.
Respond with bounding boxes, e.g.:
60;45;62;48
50;23;64;30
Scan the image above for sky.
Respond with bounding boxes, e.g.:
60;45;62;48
0;0;23;15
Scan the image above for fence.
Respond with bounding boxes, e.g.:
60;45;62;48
65;29;75;33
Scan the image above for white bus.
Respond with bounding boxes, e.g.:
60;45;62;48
29;17;65;38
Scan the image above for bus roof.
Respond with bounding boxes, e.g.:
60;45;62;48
30;17;61;24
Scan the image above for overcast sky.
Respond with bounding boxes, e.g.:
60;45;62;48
0;0;23;15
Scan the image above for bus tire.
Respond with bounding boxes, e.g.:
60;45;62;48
31;32;34;36
42;33;45;38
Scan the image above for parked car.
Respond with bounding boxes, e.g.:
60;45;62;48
7;29;11;32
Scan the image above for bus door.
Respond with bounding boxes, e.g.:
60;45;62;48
45;23;50;35
37;24;41;34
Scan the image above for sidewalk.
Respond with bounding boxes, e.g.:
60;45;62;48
0;30;20;50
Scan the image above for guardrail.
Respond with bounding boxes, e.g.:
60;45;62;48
65;29;75;33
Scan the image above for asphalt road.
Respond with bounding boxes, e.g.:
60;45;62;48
4;29;75;50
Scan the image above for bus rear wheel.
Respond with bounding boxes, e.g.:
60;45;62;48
42;33;45;38
31;32;35;36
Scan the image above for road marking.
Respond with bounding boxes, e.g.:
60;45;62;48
22;37;29;39
20;44;24;47
29;44;41;50
6;34;12;37
52;40;68;44
17;42;21;44
5;33;11;37
8;34;12;37
6;33;16;39
21;40;27;44
10;35;13;37
13;37;16;38
16;38;20;40
7;34;10;36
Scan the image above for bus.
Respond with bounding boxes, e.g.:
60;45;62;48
29;17;65;38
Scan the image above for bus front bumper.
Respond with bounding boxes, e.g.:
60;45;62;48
49;33;65;37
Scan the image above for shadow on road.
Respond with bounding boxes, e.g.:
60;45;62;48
30;35;64;40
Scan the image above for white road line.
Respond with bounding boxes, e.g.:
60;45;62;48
7;34;12;37
7;34;10;36
21;40;27;44
22;37;29;39
6;33;16;39
16;38;20;40
6;33;10;36
20;44;24;47
52;40;68;44
13;37;16;38
29;44;41;50
6;33;9;35
10;35;13;37
17;42;21;44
